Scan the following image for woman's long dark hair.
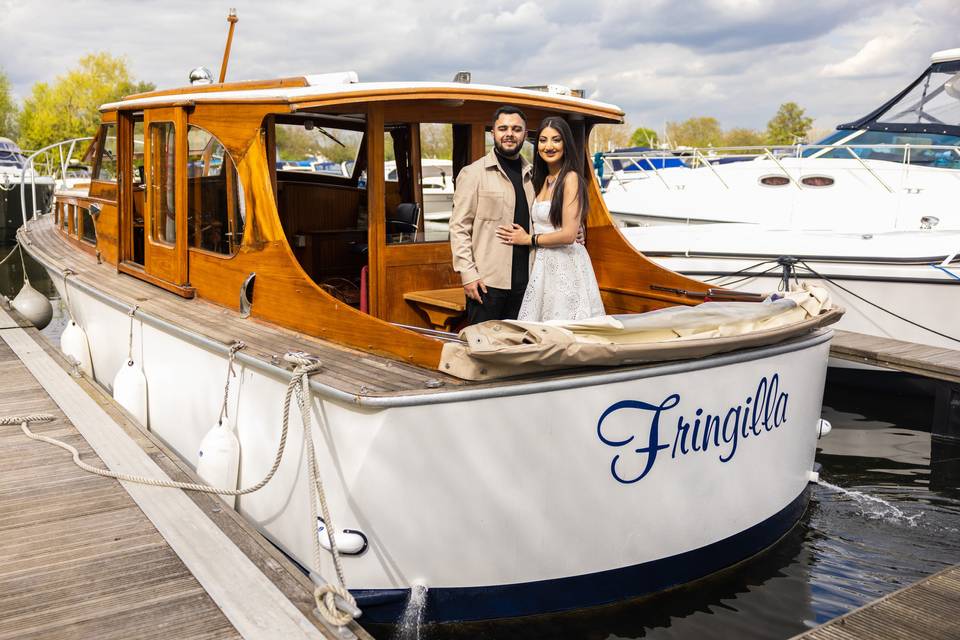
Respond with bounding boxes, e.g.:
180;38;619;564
532;116;588;230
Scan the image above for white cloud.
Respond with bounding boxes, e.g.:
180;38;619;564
0;0;957;137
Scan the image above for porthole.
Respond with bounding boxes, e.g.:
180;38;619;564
800;175;835;187
759;175;790;187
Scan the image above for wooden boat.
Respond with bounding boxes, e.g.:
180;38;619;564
22;70;841;624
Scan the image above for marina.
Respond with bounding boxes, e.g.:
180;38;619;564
1;6;958;639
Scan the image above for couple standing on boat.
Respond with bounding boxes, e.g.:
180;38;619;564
450;106;605;325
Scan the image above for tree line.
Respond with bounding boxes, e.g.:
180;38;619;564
0;53;154;150
590;102;816;154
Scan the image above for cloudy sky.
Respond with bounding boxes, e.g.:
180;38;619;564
2;0;957;135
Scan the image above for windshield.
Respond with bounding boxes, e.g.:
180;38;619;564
806;128;960;165
876;67;960;129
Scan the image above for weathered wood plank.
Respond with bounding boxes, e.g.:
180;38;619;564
0;306;333;640
791;564;960;639
0;314;368;640
830;330;960;384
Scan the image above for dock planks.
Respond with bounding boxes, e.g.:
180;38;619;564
791;564;960;640
829;330;960;384
0;310;369;640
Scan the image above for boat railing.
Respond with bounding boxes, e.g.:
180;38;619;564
19;137;94;226
597;143;960;192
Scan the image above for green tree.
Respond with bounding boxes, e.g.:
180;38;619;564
0;69;17;140
17;52;154;150
722;127;765;148
765;102;813;145
629;126;659;148
665;117;723;148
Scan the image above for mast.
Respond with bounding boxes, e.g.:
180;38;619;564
218;9;239;83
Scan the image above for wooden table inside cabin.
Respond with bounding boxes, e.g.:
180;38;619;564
403;287;466;331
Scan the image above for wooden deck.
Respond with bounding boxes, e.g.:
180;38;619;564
0;309;370;640
23;215;461;397
791;564;960;640
830;330;960;384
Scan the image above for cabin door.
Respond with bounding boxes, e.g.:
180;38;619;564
142;107;187;286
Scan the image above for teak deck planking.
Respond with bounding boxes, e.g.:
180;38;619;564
0;312;370;640
829;330;960;384
790;563;960;640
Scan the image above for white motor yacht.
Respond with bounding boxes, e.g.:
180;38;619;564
602;48;960;230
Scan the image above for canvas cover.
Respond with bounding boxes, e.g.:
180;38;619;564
439;286;843;380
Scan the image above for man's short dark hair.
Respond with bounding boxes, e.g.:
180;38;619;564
492;105;527;127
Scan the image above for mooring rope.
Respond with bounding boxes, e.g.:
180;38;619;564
125;306;138;365
797;260;960;344
4;351;358;627
0;242;21;269
284;352;358;627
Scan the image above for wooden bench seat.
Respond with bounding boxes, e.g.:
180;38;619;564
403;287;466;331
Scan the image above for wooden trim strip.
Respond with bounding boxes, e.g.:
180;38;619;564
118;262;196;298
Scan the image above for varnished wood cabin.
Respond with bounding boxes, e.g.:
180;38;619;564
54;73;713;370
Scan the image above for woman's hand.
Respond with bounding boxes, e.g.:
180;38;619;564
496;223;531;246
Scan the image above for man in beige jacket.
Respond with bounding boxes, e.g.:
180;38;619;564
450;106;536;324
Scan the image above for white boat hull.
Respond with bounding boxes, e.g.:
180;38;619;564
47;270;831;622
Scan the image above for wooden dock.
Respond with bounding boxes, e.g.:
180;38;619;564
829;330;960;441
0;307;371;640
791;564;960;640
830;330;960;385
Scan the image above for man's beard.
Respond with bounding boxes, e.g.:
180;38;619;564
494;136;523;158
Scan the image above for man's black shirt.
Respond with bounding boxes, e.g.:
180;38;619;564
495;150;530;291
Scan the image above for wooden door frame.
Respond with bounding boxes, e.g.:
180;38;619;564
116;108;195;297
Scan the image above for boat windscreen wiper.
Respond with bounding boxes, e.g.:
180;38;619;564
316;127;346;148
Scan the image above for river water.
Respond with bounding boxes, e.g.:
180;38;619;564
3;243;957;640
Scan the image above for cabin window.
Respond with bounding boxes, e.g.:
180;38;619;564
80;206;96;244
268;114;368;306
148;122;177;246
384;123;458;244
274;121;362;176
94;124;118;181
186;126;245;255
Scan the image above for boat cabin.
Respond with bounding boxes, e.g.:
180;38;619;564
54;73;714;370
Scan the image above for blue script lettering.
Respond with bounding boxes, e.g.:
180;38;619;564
596;394;679;484
597;374;789;483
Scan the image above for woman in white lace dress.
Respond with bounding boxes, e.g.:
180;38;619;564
495;116;605;322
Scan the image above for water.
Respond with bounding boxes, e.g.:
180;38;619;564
0;240;68;341
394;584;429;640
369;380;960;639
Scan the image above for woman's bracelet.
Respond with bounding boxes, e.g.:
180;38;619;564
531;234;539;248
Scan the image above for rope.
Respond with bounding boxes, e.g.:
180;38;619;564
19;244;29;285
6;350;359;628
61;269;76;320
0;242;21;269
797;260;960;344
702;258;777;283
217;341;245;424
284;352;358;627
125;306;138;365
931;263;960;281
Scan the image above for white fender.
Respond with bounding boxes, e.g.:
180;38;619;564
11;281;53;329
196;420;240;508
112;360;148;428
60;319;92;377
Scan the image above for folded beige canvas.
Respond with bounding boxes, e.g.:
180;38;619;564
439;285;843;380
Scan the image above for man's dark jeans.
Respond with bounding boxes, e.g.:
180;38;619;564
466;285;526;325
